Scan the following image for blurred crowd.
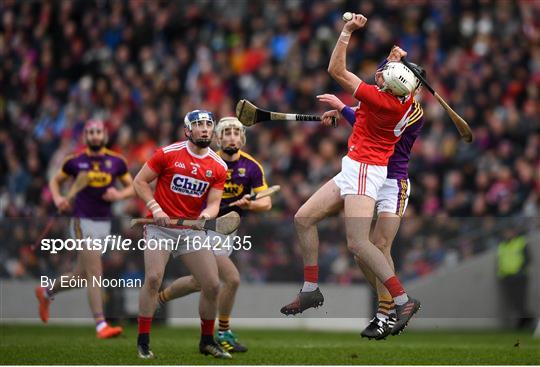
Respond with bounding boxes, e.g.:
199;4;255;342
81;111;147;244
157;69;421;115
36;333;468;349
1;0;539;283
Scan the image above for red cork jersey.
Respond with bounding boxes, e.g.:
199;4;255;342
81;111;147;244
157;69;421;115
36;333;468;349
147;141;227;219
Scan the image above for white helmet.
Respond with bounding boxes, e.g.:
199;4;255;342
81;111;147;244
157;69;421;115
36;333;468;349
215;117;246;146
381;62;418;97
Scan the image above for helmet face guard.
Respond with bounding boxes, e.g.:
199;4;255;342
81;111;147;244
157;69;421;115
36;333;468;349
407;62;426;90
215;117;246;150
381;62;418;97
184;110;216;131
184;110;215;148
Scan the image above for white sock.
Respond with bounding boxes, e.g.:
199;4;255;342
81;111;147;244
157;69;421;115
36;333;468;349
301;281;318;292
376;313;388;321
393;293;409;306
96;321;107;332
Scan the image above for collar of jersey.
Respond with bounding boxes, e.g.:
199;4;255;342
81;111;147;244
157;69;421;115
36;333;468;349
186;142;209;159
85;147;107;156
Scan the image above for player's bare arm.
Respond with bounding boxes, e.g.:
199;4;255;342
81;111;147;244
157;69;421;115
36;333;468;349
327;13;367;94
102;174;135;202
49;170;71;212
199;187;223;219
133;163;171;226
230;195;271;212
317;94;347;127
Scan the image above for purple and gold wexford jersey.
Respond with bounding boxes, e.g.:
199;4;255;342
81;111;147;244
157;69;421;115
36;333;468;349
218;150;268;216
387;100;425;180
61;148;129;218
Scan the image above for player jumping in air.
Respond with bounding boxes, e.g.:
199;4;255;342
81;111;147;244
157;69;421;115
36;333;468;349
156;117;272;353
35;119;134;339
133;110;231;359
280;14;421;335
318;46;426;340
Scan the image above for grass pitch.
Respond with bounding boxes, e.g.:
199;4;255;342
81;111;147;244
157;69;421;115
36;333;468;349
0;324;538;365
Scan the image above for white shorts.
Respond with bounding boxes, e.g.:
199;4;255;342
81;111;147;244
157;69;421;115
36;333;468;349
333;156;387;200
376;178;411;216
143;225;228;258
212;230;238;257
70;218;111;241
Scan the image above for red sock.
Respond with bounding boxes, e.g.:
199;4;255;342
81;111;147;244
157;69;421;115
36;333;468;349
304;265;319;283
383;276;405;298
201;318;215;336
138;316;153;334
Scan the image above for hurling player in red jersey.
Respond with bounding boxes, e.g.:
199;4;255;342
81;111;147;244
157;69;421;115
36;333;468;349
318;47;427;340
281;14;421;335
133;110;231;359
156;117;272;354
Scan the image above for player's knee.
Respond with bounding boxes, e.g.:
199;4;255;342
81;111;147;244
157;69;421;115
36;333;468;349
294;210;314;230
346;239;369;255
347;241;360;255
200;279;220;299
144;272;163;292
223;272;240;290
188;276;201;292
373;237;391;252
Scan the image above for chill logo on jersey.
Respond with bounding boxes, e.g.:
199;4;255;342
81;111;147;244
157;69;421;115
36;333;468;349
170;174;209;197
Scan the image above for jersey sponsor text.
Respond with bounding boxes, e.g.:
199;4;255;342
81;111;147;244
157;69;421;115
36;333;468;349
170;174;209;197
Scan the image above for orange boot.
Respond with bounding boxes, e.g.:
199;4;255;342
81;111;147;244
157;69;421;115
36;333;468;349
35;286;50;324
97;324;123;339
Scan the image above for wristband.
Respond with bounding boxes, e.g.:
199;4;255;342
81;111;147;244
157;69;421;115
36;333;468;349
341;106;356;126
151;207;164;216
147;199;164;216
146;199;158;209
339;31;351;45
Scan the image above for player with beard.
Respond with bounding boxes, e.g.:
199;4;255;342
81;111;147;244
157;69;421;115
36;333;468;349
155;117;271;353
35;119;134;338
134;110;230;359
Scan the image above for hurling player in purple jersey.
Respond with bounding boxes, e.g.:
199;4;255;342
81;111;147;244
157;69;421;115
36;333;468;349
318;46;426;339
156;117;272;353
35;119;134;339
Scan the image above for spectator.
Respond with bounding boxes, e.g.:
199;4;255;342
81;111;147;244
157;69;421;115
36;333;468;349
0;0;538;283
496;228;533;329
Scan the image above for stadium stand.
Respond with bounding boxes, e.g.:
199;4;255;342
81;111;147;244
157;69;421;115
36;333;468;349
1;0;539;283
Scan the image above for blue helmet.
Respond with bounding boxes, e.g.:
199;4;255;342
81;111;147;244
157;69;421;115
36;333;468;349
184;109;216;131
